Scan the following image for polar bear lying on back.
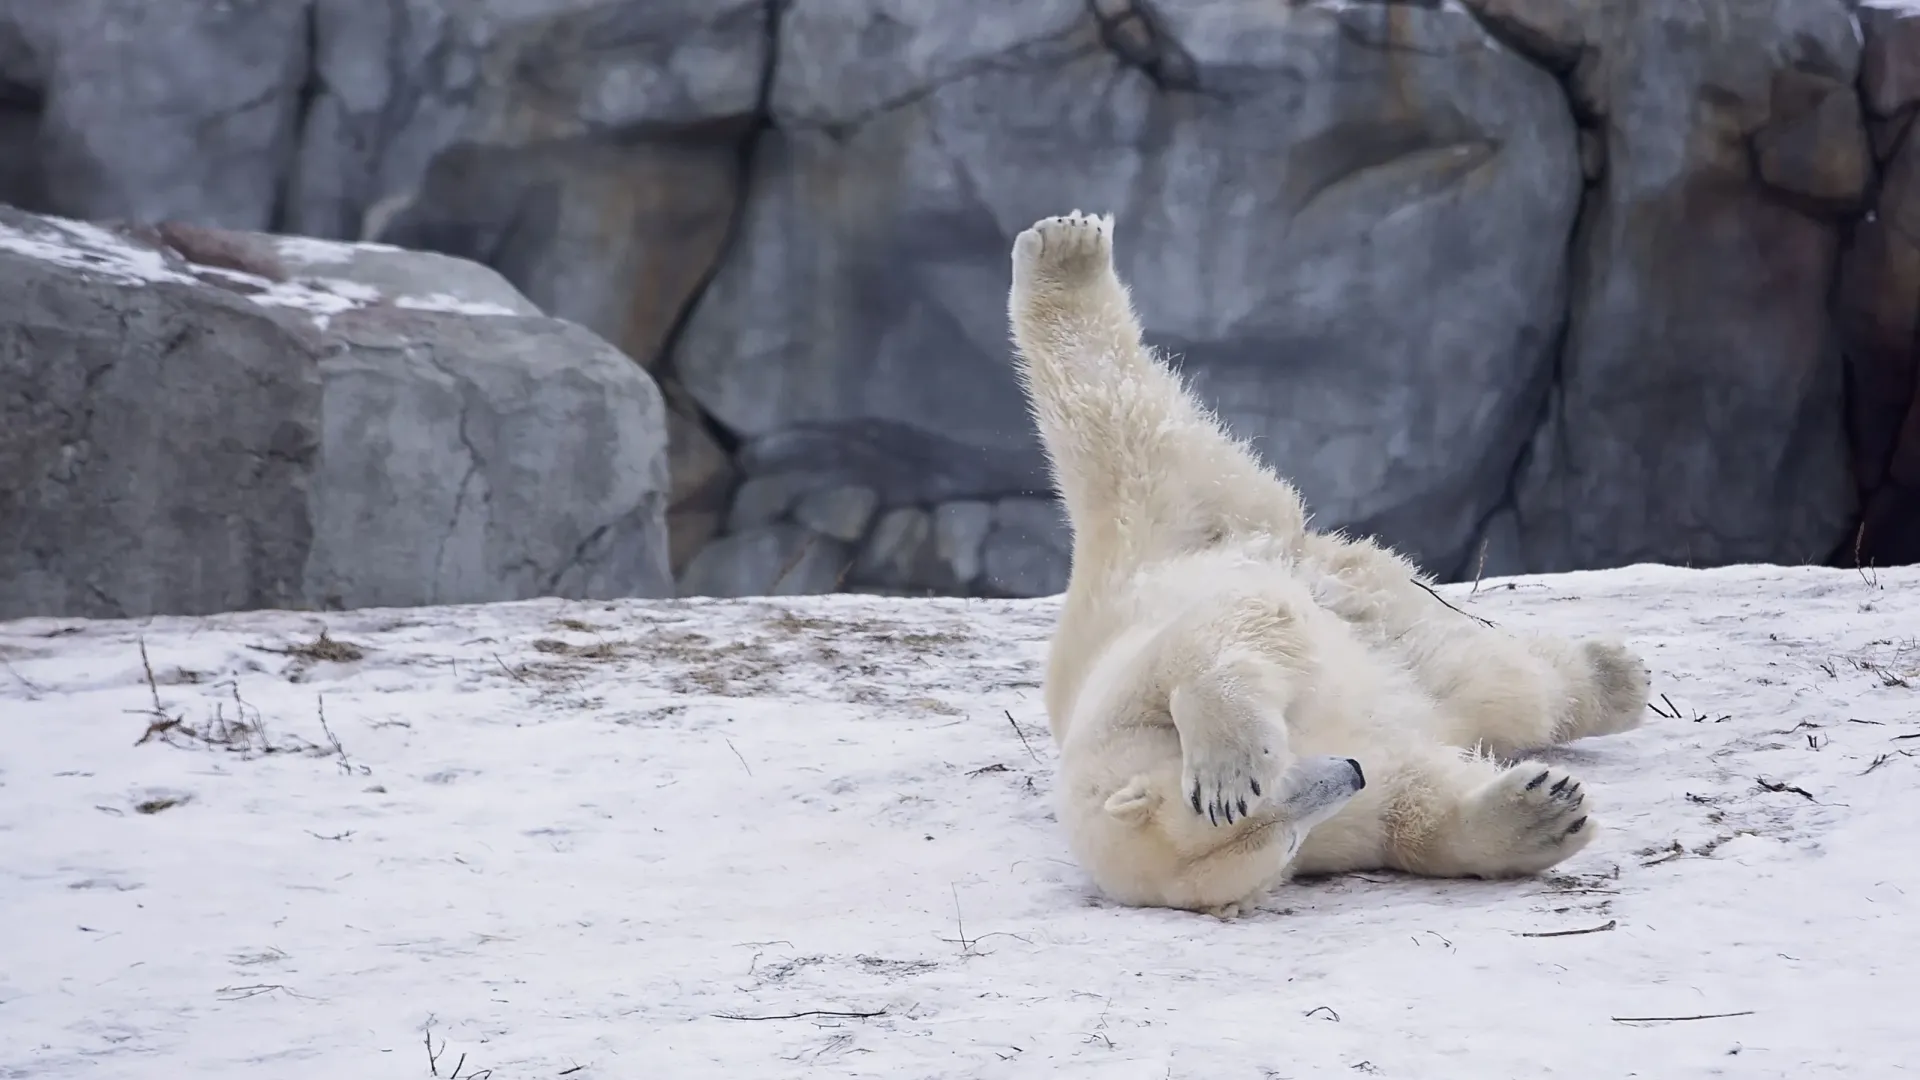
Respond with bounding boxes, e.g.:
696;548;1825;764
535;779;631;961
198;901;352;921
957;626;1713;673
1008;211;1651;918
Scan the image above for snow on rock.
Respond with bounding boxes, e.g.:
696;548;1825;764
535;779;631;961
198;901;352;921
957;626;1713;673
0;210;529;330
2;563;1915;1077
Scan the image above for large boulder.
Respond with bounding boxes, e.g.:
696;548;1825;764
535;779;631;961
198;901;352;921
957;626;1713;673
1466;0;1865;575
0;206;672;620
676;0;1582;576
1838;0;1920;567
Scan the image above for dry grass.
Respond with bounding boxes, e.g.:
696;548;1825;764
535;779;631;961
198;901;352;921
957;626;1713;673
499;606;982;700
248;629;367;663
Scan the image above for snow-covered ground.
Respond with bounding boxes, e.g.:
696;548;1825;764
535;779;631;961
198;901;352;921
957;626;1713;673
2;563;1915;1079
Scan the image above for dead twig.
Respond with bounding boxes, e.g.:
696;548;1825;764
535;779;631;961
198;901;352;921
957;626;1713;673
316;694;357;775
714;1008;888;1021
139;637;163;714
0;654;43;698
725;737;754;777
1639;841;1685;867
1612;1011;1754;1024
1854;522;1879;588
1756;777;1817;802
951;883;973;954
1411;578;1495;628
1005;710;1041;763
1518;919;1617;938
492;653;527;684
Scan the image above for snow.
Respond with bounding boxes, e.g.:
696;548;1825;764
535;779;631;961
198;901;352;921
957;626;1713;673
0;211;521;330
272;235;408;262
0;215;198;290
395;292;526;318
2;563;1916;1079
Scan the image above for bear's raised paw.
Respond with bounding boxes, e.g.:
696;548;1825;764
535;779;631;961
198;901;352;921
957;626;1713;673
1012;210;1115;288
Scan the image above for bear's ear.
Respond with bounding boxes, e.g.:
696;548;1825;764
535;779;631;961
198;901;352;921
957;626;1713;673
1103;777;1159;824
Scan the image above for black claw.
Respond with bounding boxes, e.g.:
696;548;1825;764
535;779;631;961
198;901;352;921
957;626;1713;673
1208;803;1219;826
1237;797;1248;818
1525;770;1551;791
1249;779;1262;797
1550;776;1571;796
1566;816;1588;835
1192;784;1203;815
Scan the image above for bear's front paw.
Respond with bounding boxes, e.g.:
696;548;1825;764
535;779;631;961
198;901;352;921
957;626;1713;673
1012;210;1115;286
1181;736;1279;828
1474;763;1595;866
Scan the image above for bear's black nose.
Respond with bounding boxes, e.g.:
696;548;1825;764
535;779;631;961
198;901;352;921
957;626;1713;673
1345;758;1366;789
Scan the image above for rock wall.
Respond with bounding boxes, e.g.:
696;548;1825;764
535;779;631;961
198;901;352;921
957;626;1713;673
1;0;1914;602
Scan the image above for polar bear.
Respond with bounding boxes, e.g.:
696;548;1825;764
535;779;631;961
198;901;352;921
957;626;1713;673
1008;211;1651;917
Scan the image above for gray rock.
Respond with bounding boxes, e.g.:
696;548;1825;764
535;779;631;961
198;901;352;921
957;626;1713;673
0;16;39;211
735;422;1044;507
0;205;672;619
679;524;851;598
677;0;1579;574
662;381;735;574
793;485;879;543
0;0;310;229
1497;0;1861;574
1839;1;1920;567
292;0;766;368
1860;0;1920;117
933;500;995;587
727;472;829;533
852;508;936;591
981;497;1070;598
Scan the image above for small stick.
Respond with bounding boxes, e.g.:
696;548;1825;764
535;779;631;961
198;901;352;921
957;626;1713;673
317;694;351;774
1612;1011;1754;1024
492;653;527;683
0;654;43;697
1005;710;1040;763
1468;537;1489;598
713;1008;888;1021
951;883;972;953
1756;777;1816;802
138;636;163;713
1519;919;1616;938
1411;579;1495;628
725;737;753;776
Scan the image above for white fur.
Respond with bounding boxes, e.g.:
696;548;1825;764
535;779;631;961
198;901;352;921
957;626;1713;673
1008;211;1652;918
